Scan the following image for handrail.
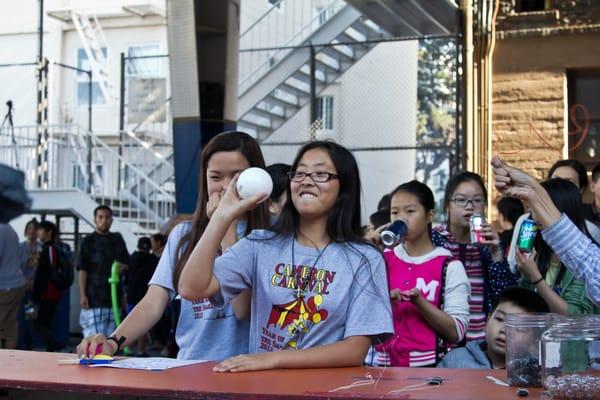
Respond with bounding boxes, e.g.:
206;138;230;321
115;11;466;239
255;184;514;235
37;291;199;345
87;130;174;200
238;0;345;94
239;0;285;38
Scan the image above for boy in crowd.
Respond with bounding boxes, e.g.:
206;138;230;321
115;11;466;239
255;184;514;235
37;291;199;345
438;287;548;369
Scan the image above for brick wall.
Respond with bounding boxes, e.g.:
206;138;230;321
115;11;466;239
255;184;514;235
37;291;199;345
497;0;600;36
492;70;564;181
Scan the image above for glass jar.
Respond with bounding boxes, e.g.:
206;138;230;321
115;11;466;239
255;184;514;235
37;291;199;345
541;316;600;399
506;313;560;387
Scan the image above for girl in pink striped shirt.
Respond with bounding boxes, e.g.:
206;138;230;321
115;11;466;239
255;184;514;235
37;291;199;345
370;181;470;367
432;172;518;343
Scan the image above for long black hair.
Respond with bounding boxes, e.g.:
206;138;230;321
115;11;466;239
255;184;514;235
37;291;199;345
271;141;364;243
269;141;391;327
535;178;591;280
173;131;270;288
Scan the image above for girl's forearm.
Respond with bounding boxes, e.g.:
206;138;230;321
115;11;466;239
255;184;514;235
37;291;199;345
273;336;371;369
111;286;169;350
413;298;460;343
536;281;568;315
178;211;233;299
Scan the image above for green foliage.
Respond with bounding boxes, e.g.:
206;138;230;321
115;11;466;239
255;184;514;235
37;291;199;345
415;38;458;195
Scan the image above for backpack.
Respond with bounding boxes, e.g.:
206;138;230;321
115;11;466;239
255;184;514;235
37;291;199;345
49;244;74;290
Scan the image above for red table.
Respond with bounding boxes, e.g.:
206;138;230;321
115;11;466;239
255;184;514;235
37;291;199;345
0;350;545;399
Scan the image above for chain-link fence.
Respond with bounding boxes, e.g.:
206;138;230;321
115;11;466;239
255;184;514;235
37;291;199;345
239;33;461;221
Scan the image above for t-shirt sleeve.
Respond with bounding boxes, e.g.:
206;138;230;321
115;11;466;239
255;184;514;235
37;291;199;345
148;224;187;301
212;235;257;305
75;237;88;271
343;245;394;343
443;260;471;343
114;233;130;264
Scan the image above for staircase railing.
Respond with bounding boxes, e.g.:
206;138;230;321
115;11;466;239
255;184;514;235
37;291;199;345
0;124;175;233
88;129;175;230
117;129;174;192
239;0;346;94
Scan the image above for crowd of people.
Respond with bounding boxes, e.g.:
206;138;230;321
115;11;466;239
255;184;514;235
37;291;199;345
0;211;168;355
2;130;600;374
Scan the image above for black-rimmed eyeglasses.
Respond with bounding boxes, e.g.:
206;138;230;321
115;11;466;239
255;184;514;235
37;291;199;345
287;171;339;183
449;197;486;208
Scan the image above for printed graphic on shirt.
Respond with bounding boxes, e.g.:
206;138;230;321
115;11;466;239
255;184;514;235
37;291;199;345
261;262;336;351
415;278;440;302
191;298;230;320
270;263;336;294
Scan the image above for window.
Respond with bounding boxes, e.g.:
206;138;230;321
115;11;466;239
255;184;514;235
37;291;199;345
316;96;334;130
72;165;85;191
127;44;161;77
96;164;103;184
567;70;600;170
315;7;333;25
77;48;107;106
515;0;552;12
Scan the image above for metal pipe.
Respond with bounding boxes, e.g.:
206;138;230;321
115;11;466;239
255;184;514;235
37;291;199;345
36;0;44;187
118;52;125;192
38;0;43;60
455;36;463;173
309;44;317;126
462;0;474;171
87;70;93;194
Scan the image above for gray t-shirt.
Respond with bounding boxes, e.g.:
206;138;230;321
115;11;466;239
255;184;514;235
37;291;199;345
149;221;250;361
213;230;393;353
19;241;41;281
0;224;25;290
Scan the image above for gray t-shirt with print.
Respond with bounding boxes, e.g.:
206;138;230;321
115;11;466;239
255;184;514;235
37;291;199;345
149;221;250;360
213;230;393;353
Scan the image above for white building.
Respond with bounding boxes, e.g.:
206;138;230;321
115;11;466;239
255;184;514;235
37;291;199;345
1;0;424;237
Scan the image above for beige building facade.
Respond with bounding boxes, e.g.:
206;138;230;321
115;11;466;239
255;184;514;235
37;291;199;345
492;0;600;184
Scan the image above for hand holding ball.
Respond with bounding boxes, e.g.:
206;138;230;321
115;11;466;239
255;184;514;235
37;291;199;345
236;168;273;200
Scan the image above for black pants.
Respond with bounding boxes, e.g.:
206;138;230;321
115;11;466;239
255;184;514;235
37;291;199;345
35;300;59;351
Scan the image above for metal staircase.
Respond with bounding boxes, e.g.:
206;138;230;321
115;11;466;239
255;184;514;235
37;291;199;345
0;125;175;244
71;11;113;102
238;0;389;142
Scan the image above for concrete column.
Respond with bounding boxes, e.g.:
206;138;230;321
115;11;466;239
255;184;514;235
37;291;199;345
167;0;239;214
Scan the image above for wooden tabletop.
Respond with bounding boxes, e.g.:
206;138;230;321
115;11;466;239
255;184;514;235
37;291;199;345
0;350;545;399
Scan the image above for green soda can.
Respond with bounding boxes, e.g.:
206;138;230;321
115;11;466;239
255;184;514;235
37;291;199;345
517;219;538;253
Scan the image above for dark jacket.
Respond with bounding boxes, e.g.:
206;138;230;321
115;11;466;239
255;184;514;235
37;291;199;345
126;251;158;305
32;242;62;302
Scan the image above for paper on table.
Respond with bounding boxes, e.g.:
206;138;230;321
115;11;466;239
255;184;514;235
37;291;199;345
89;357;207;371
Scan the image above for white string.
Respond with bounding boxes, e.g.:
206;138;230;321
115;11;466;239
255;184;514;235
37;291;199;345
387;382;441;395
328;372;376;392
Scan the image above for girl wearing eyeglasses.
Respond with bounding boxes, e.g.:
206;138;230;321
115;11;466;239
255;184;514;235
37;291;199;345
432;172;518;343
178;141;393;372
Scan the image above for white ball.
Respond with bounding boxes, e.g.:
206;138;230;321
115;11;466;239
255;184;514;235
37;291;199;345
236;167;273;199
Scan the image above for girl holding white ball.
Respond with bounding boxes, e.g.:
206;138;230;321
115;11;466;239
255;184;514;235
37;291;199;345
77;131;270;360
179;141;393;372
